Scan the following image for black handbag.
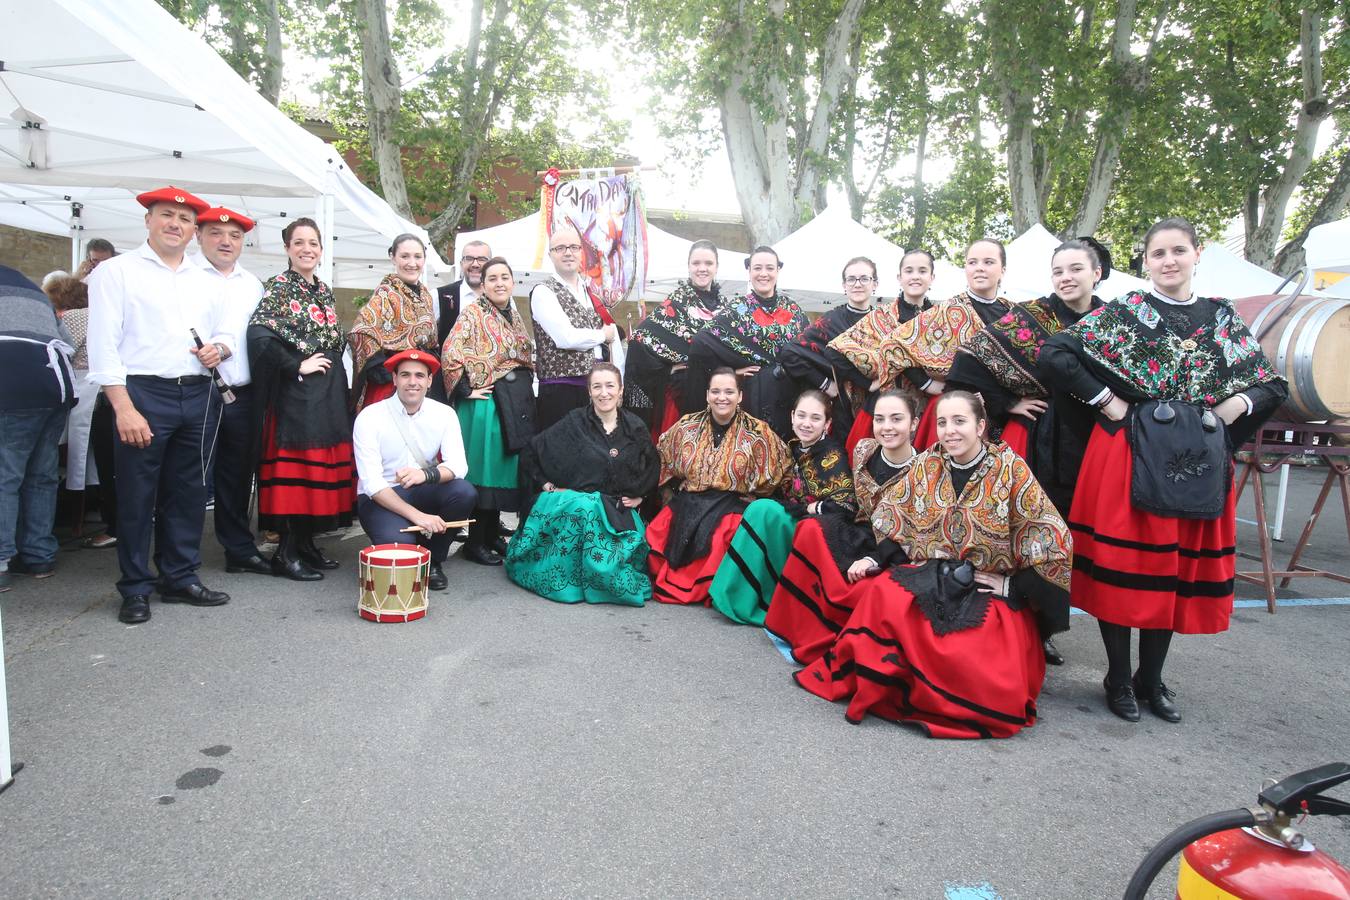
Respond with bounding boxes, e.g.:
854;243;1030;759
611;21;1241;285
1128;400;1231;520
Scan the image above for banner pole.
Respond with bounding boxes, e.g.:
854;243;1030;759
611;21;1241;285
0;598;23;795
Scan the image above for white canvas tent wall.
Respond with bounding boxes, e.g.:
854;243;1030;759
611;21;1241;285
1003;223;1149;301
1192;243;1295;298
1304;217;1350;274
453;210;748;300
0;0;441;288
769;202;909;310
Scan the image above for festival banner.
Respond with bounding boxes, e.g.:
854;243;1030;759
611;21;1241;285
538;169;649;312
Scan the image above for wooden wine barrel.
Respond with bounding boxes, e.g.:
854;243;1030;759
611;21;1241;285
1235;294;1350;422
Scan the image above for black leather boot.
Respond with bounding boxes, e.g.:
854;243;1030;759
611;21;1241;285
272;529;323;581
296;525;340;570
463;516;503;566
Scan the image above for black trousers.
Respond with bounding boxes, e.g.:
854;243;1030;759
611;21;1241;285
113;377;221;598
357;480;478;564
212;384;258;559
90;393;118;537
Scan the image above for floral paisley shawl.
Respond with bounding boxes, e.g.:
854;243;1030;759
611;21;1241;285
878;291;1010;385
348;274;437;373
850;438;912;524
781;437;857;513
441;297;535;395
1068;291;1282;403
871;442;1072;592
658;408;792;495
955;297;1065;399
702;291;809;366
828;297;932;386
250;269;343;354
630;279;722;364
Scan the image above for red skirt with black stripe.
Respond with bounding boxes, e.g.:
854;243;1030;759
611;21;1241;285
795;570;1045;739
999;418;1029;458
1067;423;1235;634
257;416;356;530
646;506;743;606
764;518;878;665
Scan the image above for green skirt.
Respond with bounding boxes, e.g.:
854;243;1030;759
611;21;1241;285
457;396;518;490
708;498;797;626
505;490;652;607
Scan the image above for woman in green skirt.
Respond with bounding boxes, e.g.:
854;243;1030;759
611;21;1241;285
441;257;535;565
507;363;661;605
707;389;857;625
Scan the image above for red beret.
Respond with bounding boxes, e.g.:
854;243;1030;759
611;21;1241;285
384;348;441;376
197;207;255;233
136;186;210;215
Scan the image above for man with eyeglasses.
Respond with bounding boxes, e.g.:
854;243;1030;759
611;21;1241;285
529;223;622;430
437;240;490;351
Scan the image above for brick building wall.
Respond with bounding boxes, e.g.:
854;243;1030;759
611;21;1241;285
0;225;73;284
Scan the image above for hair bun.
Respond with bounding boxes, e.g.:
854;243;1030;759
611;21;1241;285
1076;235;1113;281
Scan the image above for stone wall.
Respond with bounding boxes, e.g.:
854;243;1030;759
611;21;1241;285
0;225;73;284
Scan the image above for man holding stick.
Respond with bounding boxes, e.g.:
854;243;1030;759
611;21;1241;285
352;349;476;591
87;186;235;624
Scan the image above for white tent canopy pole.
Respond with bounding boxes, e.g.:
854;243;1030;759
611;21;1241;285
0;599;20;795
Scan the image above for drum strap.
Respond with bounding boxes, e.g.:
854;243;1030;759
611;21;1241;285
388;403;433;470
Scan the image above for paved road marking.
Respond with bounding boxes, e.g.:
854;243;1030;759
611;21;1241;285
944;882;1003;900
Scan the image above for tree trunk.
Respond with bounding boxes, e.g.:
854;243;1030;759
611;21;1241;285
1245;7;1326;268
259;0;283;105
355;0;412;218
1273;149;1350;275
1066;0;1166;237
908;97;930;251
792;0;867;212
1003;89;1041;233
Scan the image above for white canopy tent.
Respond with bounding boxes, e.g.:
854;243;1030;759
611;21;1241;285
453;209;749;301
1192;243;1295;298
1304;217;1350;274
0;0;441;288
770;201;908;309
1003;223;1149;302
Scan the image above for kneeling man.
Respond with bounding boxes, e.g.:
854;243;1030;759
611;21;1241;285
353;349;477;590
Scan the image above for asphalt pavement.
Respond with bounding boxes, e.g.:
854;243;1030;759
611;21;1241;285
2;466;1348;899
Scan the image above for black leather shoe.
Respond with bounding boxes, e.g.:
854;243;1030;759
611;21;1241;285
272;554;322;582
463;544;503;567
1104;677;1140;722
1042;637;1065;666
427;563;448;591
118;595;151;624
492;536;509;557
225;554;273;575
1135;676;1182;723
159;582;230;606
8;557;56;578
298;545;340;571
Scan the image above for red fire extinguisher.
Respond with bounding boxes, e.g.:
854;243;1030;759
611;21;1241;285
1124;762;1350;899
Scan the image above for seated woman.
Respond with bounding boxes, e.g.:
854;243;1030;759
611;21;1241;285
765;390;919;664
441;256;535;565
647;368;792;606
795;392;1072;739
707;389;855;626
506;363;661;606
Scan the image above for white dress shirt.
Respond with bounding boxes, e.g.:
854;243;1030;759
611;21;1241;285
530;268;625;372
353;395;469;497
87;242;233;386
197;256;263;387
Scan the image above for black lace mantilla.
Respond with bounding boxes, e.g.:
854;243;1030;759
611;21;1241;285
891;559;997;636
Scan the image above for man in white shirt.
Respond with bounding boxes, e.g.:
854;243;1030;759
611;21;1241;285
352;349;477;591
196;206;269;576
87;186;235;625
529;223;623;430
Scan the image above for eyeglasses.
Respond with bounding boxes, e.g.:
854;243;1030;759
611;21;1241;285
843;275;876;286
461;255;489;265
550;244;582;254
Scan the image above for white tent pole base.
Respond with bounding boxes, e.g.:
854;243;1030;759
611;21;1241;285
0;599;21;795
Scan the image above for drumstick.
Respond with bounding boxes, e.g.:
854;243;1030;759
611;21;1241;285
400;519;474;533
190;328;237;404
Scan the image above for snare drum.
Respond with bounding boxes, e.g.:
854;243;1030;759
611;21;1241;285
358;543;431;623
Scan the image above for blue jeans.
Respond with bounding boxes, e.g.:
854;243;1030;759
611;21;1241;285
0;407;68;566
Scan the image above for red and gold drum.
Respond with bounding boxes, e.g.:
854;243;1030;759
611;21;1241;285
358;543;431;623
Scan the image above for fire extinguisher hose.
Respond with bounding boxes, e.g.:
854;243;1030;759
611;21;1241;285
1122;808;1258;900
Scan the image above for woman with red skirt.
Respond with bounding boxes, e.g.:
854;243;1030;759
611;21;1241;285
765;390;919;664
648;368;791;606
873;239;1014;451
795;392;1073;739
247;217;356;581
1040;217;1287;724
